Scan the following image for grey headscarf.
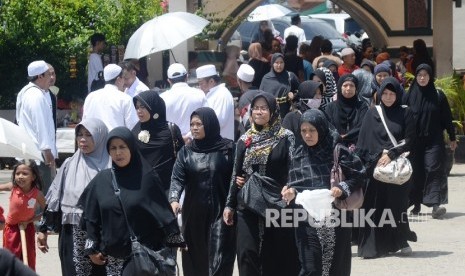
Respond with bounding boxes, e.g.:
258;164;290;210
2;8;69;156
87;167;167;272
46;118;111;224
353;68;374;105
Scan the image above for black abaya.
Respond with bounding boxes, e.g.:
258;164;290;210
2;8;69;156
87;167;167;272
225;93;300;276
79;127;180;260
169;107;236;276
356;78;417;258
132;91;184;196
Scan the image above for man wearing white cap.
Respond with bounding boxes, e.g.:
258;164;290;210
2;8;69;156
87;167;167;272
236;64;260;135
160;63;207;142
120;60;149;97
237;64;256;94
16;60;57;194
338;47;359;77
83;64;138;131
196;64;235;140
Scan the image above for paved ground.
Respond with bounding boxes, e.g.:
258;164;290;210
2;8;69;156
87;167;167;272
1;164;464;276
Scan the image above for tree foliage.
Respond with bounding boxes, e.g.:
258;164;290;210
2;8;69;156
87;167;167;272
0;0;162;108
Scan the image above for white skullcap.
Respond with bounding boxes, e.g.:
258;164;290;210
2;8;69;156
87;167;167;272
237;64;255;83
196;64;218;79
27;60;49;77
167;63;187;79
340;47;355;57
104;64;122;81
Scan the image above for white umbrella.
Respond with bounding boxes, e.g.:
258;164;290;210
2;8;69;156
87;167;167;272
248;4;293;22
0;118;43;161
124;12;210;60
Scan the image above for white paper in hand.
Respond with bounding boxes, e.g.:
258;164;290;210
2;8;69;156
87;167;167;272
295;189;334;222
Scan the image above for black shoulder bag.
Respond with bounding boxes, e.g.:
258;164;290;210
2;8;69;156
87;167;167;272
90;71;105;92
167;122;181;159
110;169;177;276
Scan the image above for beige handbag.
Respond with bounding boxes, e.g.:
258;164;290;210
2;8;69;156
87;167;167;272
373;106;413;185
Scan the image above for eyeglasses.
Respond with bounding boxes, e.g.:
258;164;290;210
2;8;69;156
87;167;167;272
190;122;204;128
135;104;147;110
417;73;429;79
252;105;269;112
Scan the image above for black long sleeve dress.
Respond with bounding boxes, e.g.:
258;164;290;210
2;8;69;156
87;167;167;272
225;92;300;276
288;109;366;276
169;143;236;276
323;74;369;147
356;78;418;258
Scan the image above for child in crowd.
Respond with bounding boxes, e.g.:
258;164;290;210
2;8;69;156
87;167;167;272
2;160;46;271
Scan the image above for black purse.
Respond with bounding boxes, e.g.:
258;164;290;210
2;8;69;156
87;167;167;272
238;173;287;218
41;208;62;233
90;71;105;92
40;167;66;233
110;169;177;276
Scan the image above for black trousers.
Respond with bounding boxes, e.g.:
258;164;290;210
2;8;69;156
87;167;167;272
59;224;106;276
410;139;447;207
236;209;299;276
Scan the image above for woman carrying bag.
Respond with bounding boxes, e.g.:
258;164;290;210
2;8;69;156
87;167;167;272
356;77;417;258
282;109;366;276
223;92;299;276
78;127;185;275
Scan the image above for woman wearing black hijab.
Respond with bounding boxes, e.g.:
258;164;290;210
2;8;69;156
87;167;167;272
169;107;236;276
282;109;365;276
79;127;184;274
259;53;300;118
283;80;324;146
324;74;368;148
132;91;184;196
223;92;299;276
403;64;456;217
356;77;417;258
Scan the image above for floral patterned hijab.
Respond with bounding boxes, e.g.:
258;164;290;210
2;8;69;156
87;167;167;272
240;92;292;175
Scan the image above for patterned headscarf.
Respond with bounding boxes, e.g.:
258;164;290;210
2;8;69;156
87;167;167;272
311;67;337;110
241;92;293;175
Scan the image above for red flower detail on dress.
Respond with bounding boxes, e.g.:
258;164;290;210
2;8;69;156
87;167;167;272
245;136;252;148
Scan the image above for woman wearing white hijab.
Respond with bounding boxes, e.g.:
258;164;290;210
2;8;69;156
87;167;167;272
37;118;111;276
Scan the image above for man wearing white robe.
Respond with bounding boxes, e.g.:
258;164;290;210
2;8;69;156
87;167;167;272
16;60;57;193
83;64;138;131
196;64;235;141
161;63;207;142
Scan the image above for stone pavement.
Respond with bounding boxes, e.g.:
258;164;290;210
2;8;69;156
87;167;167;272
1;164;464;276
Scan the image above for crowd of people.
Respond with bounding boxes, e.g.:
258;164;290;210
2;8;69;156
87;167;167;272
0;22;458;276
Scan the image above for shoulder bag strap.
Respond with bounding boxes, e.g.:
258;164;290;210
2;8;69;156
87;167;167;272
110;169;137;241
167;122;177;159
375;105;398;147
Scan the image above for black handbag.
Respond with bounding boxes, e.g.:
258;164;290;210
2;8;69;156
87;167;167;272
90;71;105;92
41;208;62;233
40;166;66;233
110;169;177;276
238;173;287;218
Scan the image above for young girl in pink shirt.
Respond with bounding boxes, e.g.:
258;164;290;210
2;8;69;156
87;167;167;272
3;160;46;271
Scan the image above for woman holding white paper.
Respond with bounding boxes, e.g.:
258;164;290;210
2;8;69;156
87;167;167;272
282;109;365;276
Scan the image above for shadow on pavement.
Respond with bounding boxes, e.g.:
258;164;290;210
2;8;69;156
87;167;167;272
351;250;453;259
449;173;465;177
405;250;453;258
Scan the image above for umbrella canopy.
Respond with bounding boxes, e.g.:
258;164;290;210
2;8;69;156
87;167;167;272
0;118;43;161
124;12;210;60
248;4;294;22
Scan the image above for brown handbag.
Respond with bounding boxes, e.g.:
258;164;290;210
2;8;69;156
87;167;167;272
330;143;364;210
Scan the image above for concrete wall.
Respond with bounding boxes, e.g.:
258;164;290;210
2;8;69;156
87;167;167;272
453;5;465;72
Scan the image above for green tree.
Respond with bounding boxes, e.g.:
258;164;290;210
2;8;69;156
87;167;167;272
0;0;162;108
